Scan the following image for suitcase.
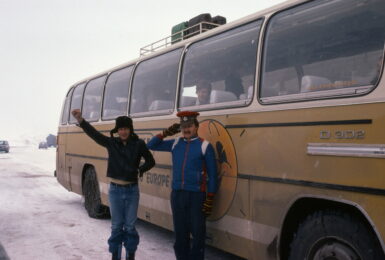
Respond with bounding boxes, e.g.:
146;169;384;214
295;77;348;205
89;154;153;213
185;13;212;38
171;21;188;44
212;15;227;25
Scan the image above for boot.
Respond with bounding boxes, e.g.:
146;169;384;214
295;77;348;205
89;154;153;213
127;252;135;260
112;251;120;260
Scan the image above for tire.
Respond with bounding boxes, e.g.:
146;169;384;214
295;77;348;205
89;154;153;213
288;210;384;260
83;167;110;219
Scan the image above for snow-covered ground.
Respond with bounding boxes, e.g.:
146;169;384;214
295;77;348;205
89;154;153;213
0;146;241;260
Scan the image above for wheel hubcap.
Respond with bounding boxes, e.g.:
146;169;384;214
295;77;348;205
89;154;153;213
309;238;361;260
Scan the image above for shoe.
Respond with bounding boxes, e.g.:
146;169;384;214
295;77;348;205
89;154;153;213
112;252;120;260
127;252;135;260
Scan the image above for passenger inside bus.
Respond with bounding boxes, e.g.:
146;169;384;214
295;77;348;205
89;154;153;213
195;80;212;105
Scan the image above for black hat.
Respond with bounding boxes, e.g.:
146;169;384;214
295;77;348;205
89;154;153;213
177;111;200;127
110;116;133;137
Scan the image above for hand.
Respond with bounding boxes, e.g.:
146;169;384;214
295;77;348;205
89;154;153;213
202;194;214;217
71;109;83;123
162;123;180;137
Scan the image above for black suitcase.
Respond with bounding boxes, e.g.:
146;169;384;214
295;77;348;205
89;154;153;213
185;13;212;38
212;15;226;25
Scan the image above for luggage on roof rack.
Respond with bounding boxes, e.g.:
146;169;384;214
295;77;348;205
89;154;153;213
212;15;226;25
185;13;212;39
171;21;188;44
140;13;226;56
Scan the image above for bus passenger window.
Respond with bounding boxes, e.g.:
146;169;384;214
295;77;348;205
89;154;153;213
82;75;106;122
69;83;85;124
224;75;243;99
60;88;73;125
130;48;182;115
180;20;262;109
261;0;385;101
301;76;331;93
102;66;133;120
195;80;211;105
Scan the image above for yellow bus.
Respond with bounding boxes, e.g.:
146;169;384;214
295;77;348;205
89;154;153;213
56;0;385;259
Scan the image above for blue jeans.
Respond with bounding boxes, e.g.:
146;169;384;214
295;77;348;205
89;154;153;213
171;190;206;260
108;183;139;257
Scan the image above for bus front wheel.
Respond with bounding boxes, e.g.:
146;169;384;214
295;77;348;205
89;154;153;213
288;210;384;260
83;167;109;219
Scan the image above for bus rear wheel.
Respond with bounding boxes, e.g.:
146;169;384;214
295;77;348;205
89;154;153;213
288;210;384;260
83;167;109;219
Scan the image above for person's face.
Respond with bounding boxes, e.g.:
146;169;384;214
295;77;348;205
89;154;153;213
196;88;210;104
118;127;130;141
181;123;198;139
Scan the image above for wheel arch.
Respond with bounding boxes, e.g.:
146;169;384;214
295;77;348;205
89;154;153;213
278;195;385;259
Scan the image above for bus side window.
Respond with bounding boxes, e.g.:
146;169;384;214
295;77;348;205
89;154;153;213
130;48;182;115
69;83;86;124
102;66;133;120
179;20;262;109
261;67;299;97
60;88;73;125
82;75;106;122
224;75;244;99
261;0;385;100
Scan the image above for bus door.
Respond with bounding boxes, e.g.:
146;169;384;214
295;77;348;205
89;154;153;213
57;130;71;190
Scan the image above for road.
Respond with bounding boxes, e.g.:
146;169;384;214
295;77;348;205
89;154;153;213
0;146;243;260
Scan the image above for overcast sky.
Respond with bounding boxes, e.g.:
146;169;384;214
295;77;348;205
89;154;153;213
0;0;285;142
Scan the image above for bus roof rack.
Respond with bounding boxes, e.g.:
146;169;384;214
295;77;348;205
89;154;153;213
140;21;221;56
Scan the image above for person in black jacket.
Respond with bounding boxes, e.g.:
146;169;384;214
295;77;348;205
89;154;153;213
72;109;155;260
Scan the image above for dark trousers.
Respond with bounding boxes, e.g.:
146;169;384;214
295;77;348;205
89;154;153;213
171;190;206;260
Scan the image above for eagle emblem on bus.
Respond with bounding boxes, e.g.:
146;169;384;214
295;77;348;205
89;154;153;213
198;119;237;220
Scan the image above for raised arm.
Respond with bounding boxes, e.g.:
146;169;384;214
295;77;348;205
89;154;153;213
147;123;180;152
71;109;109;147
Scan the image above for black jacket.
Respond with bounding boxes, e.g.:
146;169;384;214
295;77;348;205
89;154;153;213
79;120;155;182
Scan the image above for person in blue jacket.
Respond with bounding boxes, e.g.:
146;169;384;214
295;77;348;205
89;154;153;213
147;111;217;260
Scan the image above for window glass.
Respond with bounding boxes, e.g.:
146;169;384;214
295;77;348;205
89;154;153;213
69;83;86;124
82;75;106;121
261;0;385;100
180;20;262;109
60;88;73;125
102;66;133;120
130;48;182;115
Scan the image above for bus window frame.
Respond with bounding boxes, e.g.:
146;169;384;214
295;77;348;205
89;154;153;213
258;0;385;106
101;65;135;121
177;19;263;112
129;48;183;118
82;74;108;123
179;99;252;112
68;82;87;125
60;87;74;125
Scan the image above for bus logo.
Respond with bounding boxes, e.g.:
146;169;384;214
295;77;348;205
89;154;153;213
199;119;238;221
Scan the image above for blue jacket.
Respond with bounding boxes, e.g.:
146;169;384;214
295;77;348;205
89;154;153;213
147;135;217;194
